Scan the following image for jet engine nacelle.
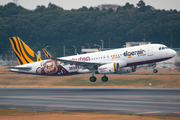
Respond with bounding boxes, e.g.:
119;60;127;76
97;63;117;74
116;66;137;74
97;60;127;74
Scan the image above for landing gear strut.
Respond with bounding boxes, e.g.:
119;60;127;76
152;63;158;73
101;74;108;82
89;71;96;82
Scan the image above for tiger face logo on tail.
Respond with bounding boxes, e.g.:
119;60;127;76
9;37;42;65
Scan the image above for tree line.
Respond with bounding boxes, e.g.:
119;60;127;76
0;0;180;57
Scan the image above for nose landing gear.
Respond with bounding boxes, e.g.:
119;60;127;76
153;69;158;73
152;63;158;73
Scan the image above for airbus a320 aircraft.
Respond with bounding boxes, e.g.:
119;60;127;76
9;37;176;82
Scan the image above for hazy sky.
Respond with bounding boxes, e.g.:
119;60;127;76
0;0;180;10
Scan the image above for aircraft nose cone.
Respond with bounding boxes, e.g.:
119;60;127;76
170;49;176;57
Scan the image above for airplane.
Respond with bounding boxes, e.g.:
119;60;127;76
9;37;176;82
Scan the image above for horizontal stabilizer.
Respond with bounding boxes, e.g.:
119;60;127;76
7;66;32;71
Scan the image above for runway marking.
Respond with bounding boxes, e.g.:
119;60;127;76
2;103;180;117
135;111;180;115
1;96;180;107
1;99;180;111
173;112;180;114
135;111;162;114
1;96;180;105
0;103;143;112
2;103;180;116
1;88;180;117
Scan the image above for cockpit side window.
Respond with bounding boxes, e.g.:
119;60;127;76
159;47;161;50
162;47;165;50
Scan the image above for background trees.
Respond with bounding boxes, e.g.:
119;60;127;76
0;1;180;57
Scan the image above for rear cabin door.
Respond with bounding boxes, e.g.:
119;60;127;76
147;45;153;56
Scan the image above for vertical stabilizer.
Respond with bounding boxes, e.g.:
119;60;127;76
9;37;42;65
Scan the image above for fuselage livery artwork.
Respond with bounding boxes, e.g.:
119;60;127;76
9;37;176;82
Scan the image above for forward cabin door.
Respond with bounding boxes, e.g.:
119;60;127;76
147;45;153;56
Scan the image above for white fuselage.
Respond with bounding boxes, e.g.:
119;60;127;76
11;44;176;75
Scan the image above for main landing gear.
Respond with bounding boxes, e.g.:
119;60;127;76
101;74;108;82
89;76;97;82
89;71;97;82
152;63;158;73
89;72;108;82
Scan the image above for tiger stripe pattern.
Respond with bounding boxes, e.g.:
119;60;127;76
9;37;42;65
42;48;51;58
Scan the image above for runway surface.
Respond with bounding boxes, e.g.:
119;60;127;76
0;88;180;117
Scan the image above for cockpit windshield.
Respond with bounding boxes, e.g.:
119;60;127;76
159;46;168;50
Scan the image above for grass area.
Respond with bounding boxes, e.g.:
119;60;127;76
0;74;180;88
0;109;36;113
0;65;180;88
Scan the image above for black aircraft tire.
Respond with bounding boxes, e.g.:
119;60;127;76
101;76;108;82
153;69;158;73
89;76;97;82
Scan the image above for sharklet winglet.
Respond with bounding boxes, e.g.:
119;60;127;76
42;47;52;58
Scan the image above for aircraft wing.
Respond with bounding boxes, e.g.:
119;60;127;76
50;57;104;69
